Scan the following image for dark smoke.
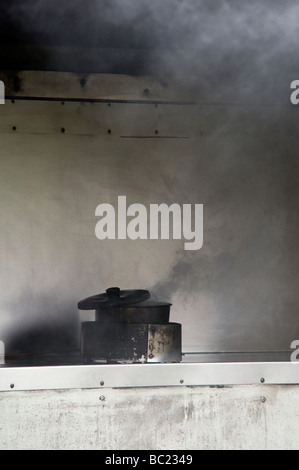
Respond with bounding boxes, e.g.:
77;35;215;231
1;0;299;90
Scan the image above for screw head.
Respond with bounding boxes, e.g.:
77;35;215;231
99;395;105;401
260;377;265;384
100;381;104;386
180;379;184;384
261;397;266;403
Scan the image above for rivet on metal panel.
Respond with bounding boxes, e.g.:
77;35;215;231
61;128;65;133
261;397;266;403
260;377;265;383
10;383;14;389
155;130;159;135
128;401;132;405
100;381;104;386
180;379;184;384
99;395;105;401
143;89;150;96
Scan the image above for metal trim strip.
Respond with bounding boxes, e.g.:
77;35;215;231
0;362;299;392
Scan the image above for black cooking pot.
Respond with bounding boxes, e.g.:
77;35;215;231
78;287;172;324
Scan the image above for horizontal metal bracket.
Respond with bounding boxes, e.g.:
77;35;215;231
0;361;299;392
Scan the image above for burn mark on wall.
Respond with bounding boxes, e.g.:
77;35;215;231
3;292;80;364
2;72;23;95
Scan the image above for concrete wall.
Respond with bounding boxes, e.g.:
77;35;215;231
1;384;299;450
0;72;298;357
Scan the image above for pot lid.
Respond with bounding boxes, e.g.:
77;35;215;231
78;287;151;310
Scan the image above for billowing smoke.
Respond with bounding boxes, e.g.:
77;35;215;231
1;0;299;88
